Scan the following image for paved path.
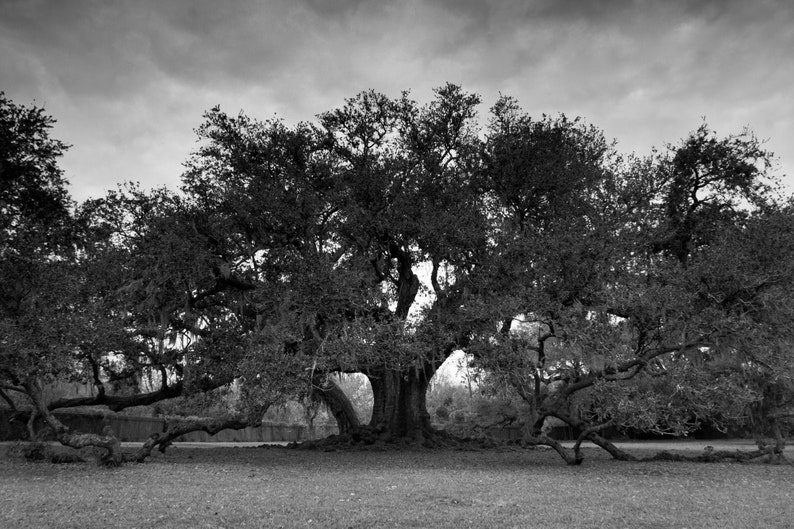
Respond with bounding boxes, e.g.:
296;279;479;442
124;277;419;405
155;439;761;451
1;439;763;452
561;439;760;452
121;441;282;449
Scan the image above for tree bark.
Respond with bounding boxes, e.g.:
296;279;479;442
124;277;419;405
570;419;638;462
0;387;17;410
47;381;185;412
26;406;38;441
539;405;638;463
524;434;582;465
23;378;123;465
367;363;435;442
311;377;360;434
584;431;638;461
128;416;254;463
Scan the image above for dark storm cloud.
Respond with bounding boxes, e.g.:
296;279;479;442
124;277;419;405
2;0;273;93
1;0;792;199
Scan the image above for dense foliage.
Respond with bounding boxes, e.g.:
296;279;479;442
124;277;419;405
1;87;791;464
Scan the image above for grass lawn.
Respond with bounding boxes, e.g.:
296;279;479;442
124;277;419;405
1;443;792;529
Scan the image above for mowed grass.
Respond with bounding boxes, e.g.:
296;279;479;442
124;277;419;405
1;444;792;529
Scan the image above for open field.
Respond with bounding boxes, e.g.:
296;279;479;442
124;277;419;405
1;443;792;529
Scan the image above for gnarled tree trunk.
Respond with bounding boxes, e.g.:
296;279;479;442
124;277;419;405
23;378;123;466
367;363;436;443
311;376;360;434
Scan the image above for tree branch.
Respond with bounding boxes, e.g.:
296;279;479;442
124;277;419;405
430;259;443;297
128;415;257;463
0;387;17;410
47;381;185;412
561;340;706;397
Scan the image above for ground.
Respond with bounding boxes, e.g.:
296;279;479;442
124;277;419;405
1;441;792;529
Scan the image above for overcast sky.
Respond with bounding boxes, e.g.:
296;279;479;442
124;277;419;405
2;0;792;202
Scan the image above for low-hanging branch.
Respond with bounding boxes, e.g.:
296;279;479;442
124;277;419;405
47;381;185;412
128;415;257;463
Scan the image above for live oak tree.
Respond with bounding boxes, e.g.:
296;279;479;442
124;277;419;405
179;85;488;443
3;87;792;464
146;88;794;457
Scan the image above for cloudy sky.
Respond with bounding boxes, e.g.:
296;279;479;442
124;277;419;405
2;0;792;201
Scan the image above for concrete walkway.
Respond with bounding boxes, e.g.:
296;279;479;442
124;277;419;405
1;439;765;452
154;439;762;451
121;441;283;449
560;439;761;452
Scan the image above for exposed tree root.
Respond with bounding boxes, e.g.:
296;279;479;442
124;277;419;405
15;441;86;464
577;433;791;465
549;414;791;465
641;446;791;465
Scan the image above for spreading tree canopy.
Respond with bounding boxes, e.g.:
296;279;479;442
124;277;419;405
2;87;791;465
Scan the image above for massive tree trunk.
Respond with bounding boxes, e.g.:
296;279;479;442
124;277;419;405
359;247;440;442
346;246;461;444
367;362;436;443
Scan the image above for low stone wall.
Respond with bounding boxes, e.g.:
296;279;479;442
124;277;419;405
0;408;337;442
